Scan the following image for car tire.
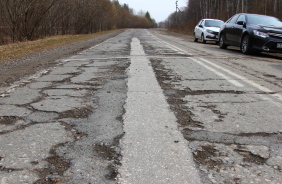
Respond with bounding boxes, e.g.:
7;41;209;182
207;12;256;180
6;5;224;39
241;35;251;54
194;33;198;42
219;34;227;49
201;34;206;44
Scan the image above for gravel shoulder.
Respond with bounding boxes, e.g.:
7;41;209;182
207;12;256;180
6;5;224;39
0;30;125;87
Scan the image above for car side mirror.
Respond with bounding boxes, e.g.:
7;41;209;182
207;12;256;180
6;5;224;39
199;25;203;28
237;21;247;28
243;22;246;28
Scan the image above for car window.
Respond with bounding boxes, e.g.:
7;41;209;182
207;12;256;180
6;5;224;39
226;16;233;23
246;14;282;27
197;20;202;26
200;20;204;27
236;15;245;23
229;14;240;24
205;20;224;27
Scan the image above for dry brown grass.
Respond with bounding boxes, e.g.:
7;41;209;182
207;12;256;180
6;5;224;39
168;20;199;36
0;30;116;62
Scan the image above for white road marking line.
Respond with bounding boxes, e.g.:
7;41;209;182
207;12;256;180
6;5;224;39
67;56;197;61
199;57;282;102
149;31;282;102
66;57;131;61
190;57;244;87
0;69;50;96
145;30;192;55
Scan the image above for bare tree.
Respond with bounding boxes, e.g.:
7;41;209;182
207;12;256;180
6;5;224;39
0;0;156;45
166;0;282;34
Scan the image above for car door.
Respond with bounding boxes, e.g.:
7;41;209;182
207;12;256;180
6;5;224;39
233;15;245;46
195;20;203;38
224;14;240;44
197;20;205;38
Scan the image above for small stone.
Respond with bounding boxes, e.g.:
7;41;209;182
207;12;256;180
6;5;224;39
235;167;240;172
210;179;217;183
54;179;60;182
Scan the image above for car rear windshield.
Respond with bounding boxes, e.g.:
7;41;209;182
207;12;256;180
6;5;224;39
246;15;282;28
204;20;224;27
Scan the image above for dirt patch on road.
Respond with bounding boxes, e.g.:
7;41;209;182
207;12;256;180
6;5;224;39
150;58;204;129
194;145;223;170
0;116;21;125
34;143;71;184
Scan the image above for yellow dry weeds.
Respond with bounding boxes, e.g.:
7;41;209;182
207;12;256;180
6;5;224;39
0;30;115;62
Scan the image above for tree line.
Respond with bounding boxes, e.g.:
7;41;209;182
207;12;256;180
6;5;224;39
0;0;156;45
163;0;282;33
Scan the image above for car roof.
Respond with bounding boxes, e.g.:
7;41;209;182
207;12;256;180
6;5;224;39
235;13;277;19
202;19;224;21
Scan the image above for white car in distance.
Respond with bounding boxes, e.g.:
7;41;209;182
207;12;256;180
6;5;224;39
194;19;224;44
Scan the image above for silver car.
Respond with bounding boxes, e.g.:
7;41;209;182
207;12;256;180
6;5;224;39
194;19;224;44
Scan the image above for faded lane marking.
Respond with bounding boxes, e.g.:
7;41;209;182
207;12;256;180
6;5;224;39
199;57;282;103
146;30;192;55
145;30;282;103
190;57;244;87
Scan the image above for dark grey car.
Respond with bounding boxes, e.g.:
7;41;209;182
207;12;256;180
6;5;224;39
219;13;282;54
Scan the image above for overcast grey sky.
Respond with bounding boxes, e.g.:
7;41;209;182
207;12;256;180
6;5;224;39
118;0;187;22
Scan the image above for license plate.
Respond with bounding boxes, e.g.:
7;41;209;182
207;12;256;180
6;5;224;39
278;43;282;48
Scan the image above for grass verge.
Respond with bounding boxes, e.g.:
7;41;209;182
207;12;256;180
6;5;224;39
0;30;117;62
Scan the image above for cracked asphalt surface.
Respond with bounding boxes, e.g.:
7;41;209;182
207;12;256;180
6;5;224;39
0;29;282;184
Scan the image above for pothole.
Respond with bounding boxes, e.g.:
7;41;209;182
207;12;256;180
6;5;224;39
57;106;93;119
93;134;124;181
193;145;223;170
0;116;21;125
151;58;204;128
34;143;70;184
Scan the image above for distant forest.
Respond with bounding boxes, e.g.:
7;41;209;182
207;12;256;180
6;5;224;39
0;0;156;45
163;0;282;33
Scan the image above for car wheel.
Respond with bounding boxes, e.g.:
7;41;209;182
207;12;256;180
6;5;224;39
219;35;227;49
194;33;198;42
201;34;206;44
241;35;251;54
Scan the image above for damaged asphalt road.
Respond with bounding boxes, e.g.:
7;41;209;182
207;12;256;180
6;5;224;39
0;29;282;184
0;30;130;183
